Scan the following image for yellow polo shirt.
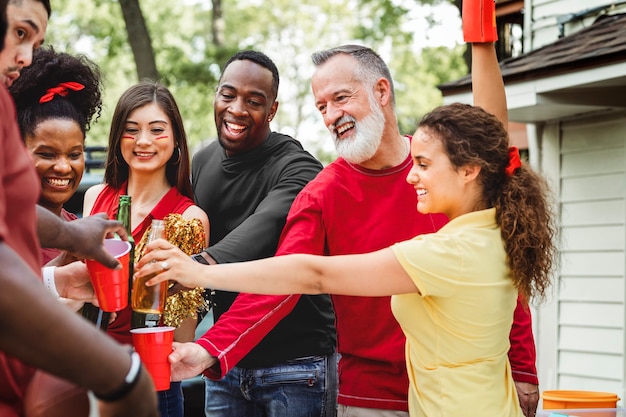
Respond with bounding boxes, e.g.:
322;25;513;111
391;208;522;417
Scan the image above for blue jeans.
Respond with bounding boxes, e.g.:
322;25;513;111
158;381;183;417
204;353;338;417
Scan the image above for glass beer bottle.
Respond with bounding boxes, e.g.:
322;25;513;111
117;195;144;328
131;219;168;315
117;195;134;301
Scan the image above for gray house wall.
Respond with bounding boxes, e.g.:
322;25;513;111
442;0;626;406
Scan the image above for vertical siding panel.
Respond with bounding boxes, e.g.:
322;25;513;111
549;116;626;401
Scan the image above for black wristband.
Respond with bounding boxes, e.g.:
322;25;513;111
94;350;142;402
191;252;211;265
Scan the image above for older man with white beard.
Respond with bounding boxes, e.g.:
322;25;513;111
274;43;540;417
328;87;386;164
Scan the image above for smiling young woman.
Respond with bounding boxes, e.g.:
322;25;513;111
10;46;103;262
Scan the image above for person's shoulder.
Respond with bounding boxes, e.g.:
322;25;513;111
269;132;321;164
182;205;209;223
84;183;107;200
82;183;108;215
193;140;220;160
313;158;348;179
181;205;210;244
267;131;307;151
287;158;344;199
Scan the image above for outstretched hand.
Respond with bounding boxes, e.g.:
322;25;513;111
134;239;206;290
64;213;129;269
169;342;218;381
54;261;96;302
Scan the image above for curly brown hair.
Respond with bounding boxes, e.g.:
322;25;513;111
418;102;557;302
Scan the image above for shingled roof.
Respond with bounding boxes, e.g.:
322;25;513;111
439;12;626;95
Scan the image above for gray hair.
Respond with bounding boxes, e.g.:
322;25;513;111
311;45;395;106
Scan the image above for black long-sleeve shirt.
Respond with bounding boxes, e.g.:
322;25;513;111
191;132;336;368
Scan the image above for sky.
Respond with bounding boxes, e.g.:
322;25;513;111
404;1;463;50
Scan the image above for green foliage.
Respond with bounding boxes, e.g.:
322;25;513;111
47;0;219;148
352;0;411;44
393;44;467;135
45;0;466;160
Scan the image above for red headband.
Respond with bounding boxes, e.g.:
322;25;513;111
39;82;85;104
505;147;522;177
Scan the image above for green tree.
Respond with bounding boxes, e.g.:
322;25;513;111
46;0;466;160
119;0;158;80
393;44;467;135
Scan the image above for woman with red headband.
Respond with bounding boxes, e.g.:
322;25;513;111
11;46;103;263
10;46;104;319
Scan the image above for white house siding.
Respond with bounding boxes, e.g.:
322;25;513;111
539;114;626;402
526;0;619;49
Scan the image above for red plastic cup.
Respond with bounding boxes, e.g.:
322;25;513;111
85;239;131;312
130;327;175;391
462;0;498;43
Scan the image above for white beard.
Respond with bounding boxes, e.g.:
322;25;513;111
332;94;385;164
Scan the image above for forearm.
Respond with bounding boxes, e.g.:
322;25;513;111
0;244;134;396
509;295;539;384
36;205;70;249
198;293;300;378
207;205;293;264
471;43;507;129
207;254;324;295
141;242;408;296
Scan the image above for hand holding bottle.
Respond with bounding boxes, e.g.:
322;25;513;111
132;220;168;314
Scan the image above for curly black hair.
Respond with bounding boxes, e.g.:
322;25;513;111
9;46;103;140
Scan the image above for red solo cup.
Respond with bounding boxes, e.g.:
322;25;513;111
130;326;175;391
85;239;131;312
462;0;498;43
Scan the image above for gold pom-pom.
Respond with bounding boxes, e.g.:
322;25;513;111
135;214;209;327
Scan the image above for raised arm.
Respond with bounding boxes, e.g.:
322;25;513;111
471;43;507;130
36;205;127;269
464;0;507;129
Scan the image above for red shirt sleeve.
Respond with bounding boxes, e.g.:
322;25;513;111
196;294;300;379
508;295;538;385
195;190;325;379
